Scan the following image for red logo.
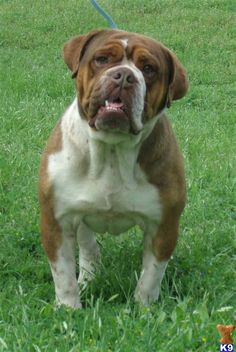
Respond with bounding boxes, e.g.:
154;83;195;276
217;325;235;344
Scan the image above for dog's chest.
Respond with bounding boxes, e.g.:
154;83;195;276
49;130;161;234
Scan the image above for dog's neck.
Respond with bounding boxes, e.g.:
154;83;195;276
63;98;162;185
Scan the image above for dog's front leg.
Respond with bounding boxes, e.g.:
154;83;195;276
134;207;181;305
50;232;81;309
134;229;168;306
41;209;81;309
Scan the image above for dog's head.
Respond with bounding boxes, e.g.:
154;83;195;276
64;29;188;136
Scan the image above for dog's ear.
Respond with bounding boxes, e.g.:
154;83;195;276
165;49;188;107
63;30;103;78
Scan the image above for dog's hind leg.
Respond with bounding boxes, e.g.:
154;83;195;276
77;222;101;287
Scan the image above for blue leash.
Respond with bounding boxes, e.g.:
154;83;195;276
90;0;118;29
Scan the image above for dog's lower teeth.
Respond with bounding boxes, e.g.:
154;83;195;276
107;107;119;111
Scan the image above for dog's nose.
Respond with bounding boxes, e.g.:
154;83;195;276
110;67;136;87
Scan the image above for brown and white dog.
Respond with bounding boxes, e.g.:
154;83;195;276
39;29;188;309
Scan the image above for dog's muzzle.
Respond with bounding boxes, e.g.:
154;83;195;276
88;66;145;135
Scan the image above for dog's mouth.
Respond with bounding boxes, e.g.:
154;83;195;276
99;97;127;115
89;96;133;134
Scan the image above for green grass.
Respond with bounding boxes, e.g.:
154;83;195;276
0;0;235;351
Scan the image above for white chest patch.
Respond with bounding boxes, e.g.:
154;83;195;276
48;99;162;235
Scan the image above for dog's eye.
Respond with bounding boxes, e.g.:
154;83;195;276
143;64;155;76
94;56;109;67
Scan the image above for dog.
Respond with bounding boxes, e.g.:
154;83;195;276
39;29;188;308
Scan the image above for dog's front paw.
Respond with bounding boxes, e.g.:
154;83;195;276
55;294;82;310
55;284;82;309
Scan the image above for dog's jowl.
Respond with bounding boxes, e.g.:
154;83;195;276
39;29;188;308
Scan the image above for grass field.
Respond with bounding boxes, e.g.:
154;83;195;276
0;0;235;351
